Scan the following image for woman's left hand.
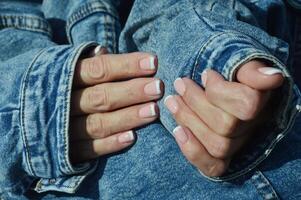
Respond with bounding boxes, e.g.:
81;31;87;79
164;60;284;177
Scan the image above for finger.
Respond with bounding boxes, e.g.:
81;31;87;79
70;130;135;163
236;60;284;90
174;77;239;137
203;69;270;121
172;126;230;177
70;102;158;140
74;52;158;87
164;95;246;159
71;78;163;115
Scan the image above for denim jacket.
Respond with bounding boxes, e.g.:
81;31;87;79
0;0;120;198
119;0;301;180
1;0;301;199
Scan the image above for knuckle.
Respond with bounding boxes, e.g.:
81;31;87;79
207;81;223;100
87;114;107;138
209;139;231;159
205;160;228;177
218;114;238;136
88;56;109;81
126;80;138;96
239;88;261;120
89;86;111;111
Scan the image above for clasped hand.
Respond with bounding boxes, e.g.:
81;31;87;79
69;48;163;163
70;48;284;177
165;60;284;176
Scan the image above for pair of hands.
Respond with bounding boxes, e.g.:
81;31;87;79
70;47;284;176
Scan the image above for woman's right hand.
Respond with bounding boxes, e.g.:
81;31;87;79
69;48;163;163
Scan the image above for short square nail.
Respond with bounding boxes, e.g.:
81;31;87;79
201;70;208;87
164;95;178;114
139;56;157;70
93;45;107;56
173;126;188;144
258;67;283;76
174;78;186;96
144;79;162;95
139;103;157;118
118;131;135;143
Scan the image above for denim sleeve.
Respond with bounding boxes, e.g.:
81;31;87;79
119;0;296;180
0;18;98;200
0;0;122;196
65;0;121;52
40;0;121;52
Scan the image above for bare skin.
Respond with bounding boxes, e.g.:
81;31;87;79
165;60;284;177
69;48;163;163
70;48;283;177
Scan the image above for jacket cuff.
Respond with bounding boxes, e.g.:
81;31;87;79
20;42;98;192
192;32;299;181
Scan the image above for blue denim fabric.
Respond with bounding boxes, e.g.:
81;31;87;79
0;0;120;198
119;0;298;181
1;0;301;199
288;0;301;9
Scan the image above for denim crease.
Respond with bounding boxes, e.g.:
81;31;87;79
0;0;301;199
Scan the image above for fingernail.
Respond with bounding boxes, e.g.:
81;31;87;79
94;45;107;56
144;79;162;95
173;126;188;144
139;103;157;118
140;56;157;70
94;45;101;55
258;67;283;76
201;70;208;87
174;78;186;96
118;131;135;143
164;95;179;114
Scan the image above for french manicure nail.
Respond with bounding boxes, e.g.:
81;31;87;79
258;67;283;76
94;45;102;55
164;95;179;114
174;78;186;96
139;103;157;118
173;126;188;144
118;131;135;143
202;70;208;87
93;45;107;56
144;79;162;95
140;56;157;70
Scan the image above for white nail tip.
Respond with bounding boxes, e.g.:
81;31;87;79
174;77;182;85
258;67;283;75
150;104;157;116
201;70;208;87
155;80;161;95
149;56;156;70
172;126;182;135
94;45;102;55
164;95;173;104
118;130;134;143
127;131;135;141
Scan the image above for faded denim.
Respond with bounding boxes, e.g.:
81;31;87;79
1;0;301;199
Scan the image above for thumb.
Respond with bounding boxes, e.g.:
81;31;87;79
236;60;284;90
